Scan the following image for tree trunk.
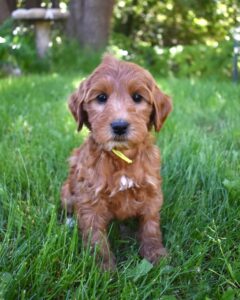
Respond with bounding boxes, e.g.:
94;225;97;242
51;0;59;8
25;0;42;8
7;0;17;12
67;0;114;50
0;0;10;24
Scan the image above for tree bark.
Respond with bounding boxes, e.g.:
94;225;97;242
67;0;114;50
51;0;59;8
0;0;10;24
7;0;17;12
25;0;42;8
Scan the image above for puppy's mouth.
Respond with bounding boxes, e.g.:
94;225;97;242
104;136;129;151
113;135;128;142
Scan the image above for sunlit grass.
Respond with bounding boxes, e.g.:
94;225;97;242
0;74;239;299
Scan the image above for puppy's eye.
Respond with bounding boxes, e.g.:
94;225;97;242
132;93;143;103
96;93;108;104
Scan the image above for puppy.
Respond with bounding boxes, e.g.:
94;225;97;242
61;55;172;270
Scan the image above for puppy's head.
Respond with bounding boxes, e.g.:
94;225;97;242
69;55;172;150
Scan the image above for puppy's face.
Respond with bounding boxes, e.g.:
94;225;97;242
69;55;172;150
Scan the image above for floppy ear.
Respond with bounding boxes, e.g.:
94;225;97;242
151;85;172;132
68;79;90;131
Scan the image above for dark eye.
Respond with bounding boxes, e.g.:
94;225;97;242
96;93;108;104
132;93;143;103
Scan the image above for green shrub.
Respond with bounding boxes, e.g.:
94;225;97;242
113;0;237;48
0;19;50;75
50;36;102;74
0;19;103;76
0;19;236;80
109;33;235;79
170;42;233;78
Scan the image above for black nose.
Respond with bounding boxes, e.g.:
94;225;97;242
111;120;129;136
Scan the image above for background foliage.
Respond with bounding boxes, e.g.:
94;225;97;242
114;0;238;47
0;0;239;79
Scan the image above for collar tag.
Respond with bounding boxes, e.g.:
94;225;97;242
112;149;133;164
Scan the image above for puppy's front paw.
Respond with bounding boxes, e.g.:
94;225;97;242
140;242;167;264
100;254;116;271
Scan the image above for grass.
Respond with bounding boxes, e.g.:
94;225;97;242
0;71;239;300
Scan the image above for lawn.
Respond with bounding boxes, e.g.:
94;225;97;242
0;72;239;299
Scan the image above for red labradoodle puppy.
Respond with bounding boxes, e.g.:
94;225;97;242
61;55;172;270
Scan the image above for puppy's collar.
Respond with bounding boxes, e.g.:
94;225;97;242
112;149;133;164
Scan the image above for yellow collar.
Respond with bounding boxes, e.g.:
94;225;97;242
112;149;133;164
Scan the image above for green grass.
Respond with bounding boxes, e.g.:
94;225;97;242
0;72;240;300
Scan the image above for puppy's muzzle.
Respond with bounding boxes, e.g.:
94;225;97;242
111;120;129;136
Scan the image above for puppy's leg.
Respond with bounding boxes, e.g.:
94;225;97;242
61;182;74;214
61;182;75;227
77;209;115;271
139;212;167;264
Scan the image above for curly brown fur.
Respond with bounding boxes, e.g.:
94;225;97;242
61;55;172;270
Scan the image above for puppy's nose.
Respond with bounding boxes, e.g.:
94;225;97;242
111;120;129;136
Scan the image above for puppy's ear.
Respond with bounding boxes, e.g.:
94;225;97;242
68;79;89;131
151;85;172;132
